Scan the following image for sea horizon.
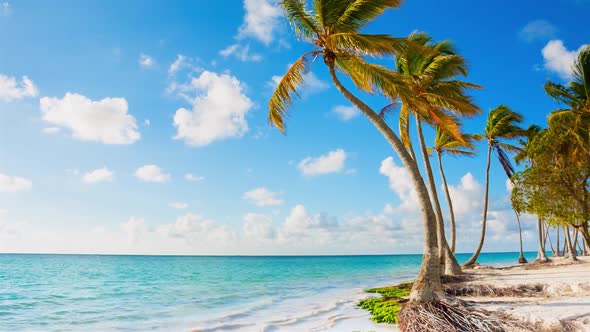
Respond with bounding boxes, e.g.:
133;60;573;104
1;251;540;331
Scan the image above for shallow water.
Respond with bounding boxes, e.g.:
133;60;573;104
0;252;538;331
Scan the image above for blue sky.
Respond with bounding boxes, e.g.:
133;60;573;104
0;0;588;255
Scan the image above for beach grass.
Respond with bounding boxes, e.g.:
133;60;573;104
358;282;412;323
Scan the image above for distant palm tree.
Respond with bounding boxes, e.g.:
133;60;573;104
463;105;524;267
430;127;476;254
392;32;481;275
269;0;442;302
514;125;550;263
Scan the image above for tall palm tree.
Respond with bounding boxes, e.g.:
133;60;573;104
430;127;476;254
514;125;550;263
544;45;590;250
269;0;442;302
463;105;524;267
394;33;482;275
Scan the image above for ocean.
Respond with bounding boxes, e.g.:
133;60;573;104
0;252;539;331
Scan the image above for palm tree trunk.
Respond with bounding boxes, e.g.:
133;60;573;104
327;63;441;302
536;217;549;262
437;152;457;253
564;226;578;262
415;118;462;275
556;226;561;256
547;226;556;256
514;211;528;264
463;143;492;267
578;222;590;255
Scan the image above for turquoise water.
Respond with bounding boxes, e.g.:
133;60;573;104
0;252;538;331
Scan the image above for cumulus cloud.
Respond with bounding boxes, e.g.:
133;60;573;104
298;149;347;176
0;74;38;102
134;165;170;183
281;204;337;237
542;40;588;79
243;187;283;206
122;217;147;242
219;44;263;62
0;173;32;192
39;93;140;144
138;53;156;68
172;71;253;146
238;0;282;45
243;213;275;239
447;173;483;217
158;213;234;243
82;167;113;183
185;173;205;182
519;20;557;42
378;157;419;214
333;105;359;121
169;202;188;209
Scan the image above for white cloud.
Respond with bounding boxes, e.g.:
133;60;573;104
139;53;156;68
39;93;140;144
219;44;263;62
158;213;234;243
185;173;204;182
134;165;170;183
82;167;113;184
542;40;588;79
379;157;418;214
0;173;32;192
0;74;38;102
238;0;282;45
298;149;347;176
243;213;275;239
447;172;483;217
122;217;147;242
169;202;188;209
42;127;60;134
172;70;253;146
519;20;557;42
1;2;10;17
243;187;283;206
281;204;337;236
168;54;187;76
333;105;359;121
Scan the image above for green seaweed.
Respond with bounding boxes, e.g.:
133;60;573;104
357;282;413;324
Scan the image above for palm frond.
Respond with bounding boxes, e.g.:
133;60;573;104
572;45;590;101
281;0;320;40
399;103;412;149
268;54;311;132
327;33;407;57
333;0;402;32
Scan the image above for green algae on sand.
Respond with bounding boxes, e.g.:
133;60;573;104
358;282;413;324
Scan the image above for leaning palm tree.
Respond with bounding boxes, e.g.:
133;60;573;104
393;33;482;275
430;127;476;254
269;0;443;302
463;105;524;267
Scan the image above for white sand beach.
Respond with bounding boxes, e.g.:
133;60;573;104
459;257;590;331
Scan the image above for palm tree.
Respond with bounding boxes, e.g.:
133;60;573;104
514;125;550;263
544;45;590;250
430;127;476;254
394;33;482;275
463;105;524;267
269;0;442;302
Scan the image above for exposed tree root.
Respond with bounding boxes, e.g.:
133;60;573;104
398;300;535;332
443;283;545;297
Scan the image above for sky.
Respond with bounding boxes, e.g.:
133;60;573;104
0;0;588;255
